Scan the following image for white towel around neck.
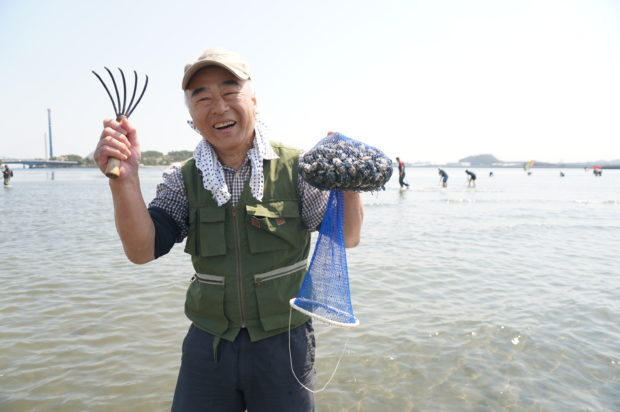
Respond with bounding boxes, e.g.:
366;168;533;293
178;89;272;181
192;118;279;206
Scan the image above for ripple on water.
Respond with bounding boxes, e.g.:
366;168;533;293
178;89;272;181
2;168;620;410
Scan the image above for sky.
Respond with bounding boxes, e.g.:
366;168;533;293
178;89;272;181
1;0;619;164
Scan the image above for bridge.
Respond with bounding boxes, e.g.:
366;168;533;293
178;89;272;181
2;109;81;169
3;159;80;168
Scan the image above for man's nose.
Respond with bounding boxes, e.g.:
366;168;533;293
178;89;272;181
212;96;229;114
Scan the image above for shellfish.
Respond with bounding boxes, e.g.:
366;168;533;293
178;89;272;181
300;132;393;191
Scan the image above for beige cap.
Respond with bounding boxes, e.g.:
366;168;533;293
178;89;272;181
182;48;251;89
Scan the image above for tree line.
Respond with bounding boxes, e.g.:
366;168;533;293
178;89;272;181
51;150;194;166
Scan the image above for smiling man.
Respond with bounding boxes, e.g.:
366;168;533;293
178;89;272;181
93;48;364;411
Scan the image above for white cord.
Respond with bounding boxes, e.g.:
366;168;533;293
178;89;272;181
288;307;348;393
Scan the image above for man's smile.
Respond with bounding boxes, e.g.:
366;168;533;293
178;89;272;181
214;120;236;130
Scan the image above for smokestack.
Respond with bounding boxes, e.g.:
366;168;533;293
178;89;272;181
47;108;53;159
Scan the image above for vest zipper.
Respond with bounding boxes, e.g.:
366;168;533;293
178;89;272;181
254;259;308;286
193;273;225;286
231;207;246;328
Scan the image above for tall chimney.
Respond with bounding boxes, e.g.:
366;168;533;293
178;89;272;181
47;108;54;159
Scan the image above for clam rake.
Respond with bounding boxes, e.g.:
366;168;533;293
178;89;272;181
92;67;149;178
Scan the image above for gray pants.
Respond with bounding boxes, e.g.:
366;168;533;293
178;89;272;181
172;321;315;412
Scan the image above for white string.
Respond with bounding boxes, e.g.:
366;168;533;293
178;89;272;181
288;307;348;393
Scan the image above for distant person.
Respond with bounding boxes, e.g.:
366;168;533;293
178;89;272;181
395;157;410;189
438;168;448;188
3;165;13;186
465;169;476;187
489;171;494;177
560;171;565;177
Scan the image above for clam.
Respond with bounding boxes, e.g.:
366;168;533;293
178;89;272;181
299;132;393;191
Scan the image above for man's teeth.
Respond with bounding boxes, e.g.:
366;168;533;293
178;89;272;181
214;121;236;130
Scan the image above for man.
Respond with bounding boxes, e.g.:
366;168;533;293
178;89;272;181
395;157;409;188
93;48;364;411
3;164;13;186
465;169;476;187
438;168;448;188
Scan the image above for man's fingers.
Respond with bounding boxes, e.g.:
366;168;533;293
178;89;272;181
101;125;132;154
102;126;130;142
99;134;131;159
95;139;128;161
102;118;128;135
119;117;135;136
99;145;128;163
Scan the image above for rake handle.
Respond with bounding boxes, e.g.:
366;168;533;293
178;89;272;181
104;115;125;179
105;158;121;179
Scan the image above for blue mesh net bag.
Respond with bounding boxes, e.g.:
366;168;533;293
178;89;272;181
290;190;358;326
290;132;393;327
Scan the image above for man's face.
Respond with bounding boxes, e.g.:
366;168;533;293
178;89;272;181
186;66;257;157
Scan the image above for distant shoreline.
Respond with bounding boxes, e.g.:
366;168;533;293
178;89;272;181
7;163;620;170
4;157;620;170
408;164;620;169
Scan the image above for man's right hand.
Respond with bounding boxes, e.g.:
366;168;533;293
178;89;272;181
94;117;141;179
93;117;155;264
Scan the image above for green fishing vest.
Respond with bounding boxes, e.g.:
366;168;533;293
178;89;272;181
181;142;311;342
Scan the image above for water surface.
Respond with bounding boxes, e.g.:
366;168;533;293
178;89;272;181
1;167;618;411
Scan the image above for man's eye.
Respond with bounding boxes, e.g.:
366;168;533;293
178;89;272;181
198;97;211;102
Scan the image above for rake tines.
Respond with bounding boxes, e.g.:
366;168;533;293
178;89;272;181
92;67;149;120
92;67;149;178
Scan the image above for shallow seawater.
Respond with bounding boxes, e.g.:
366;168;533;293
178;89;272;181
1;167;619;411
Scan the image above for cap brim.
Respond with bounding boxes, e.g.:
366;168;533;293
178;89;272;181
182;61;250;89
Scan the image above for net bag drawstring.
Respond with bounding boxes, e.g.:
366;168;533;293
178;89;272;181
287;307;349;394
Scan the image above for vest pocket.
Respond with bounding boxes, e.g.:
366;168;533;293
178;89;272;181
254;264;308;331
185;207;227;257
185;274;229;335
245;201;301;254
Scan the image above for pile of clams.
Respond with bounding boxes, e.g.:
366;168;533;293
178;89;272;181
300;132;393;191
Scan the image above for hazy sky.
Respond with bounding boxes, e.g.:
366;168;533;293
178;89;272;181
1;0;619;164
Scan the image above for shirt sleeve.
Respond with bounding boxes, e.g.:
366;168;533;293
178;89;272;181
298;168;329;231
148;164;190;243
148;206;180;258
